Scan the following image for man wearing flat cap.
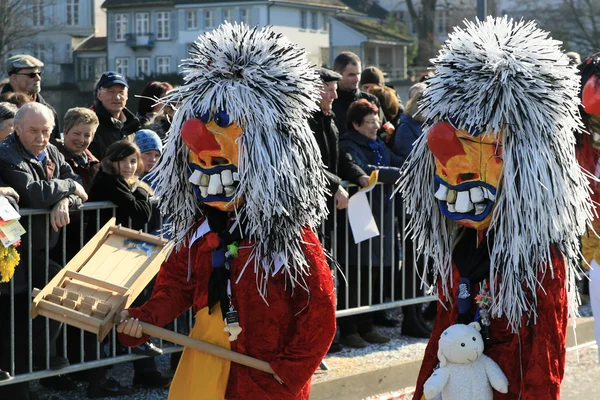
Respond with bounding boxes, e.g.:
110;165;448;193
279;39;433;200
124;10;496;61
89;71;140;158
1;54;60;140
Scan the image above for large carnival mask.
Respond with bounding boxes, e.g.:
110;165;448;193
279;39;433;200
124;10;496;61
427;121;503;230
180;110;243;211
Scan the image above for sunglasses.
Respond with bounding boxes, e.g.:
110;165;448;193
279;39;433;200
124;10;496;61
14;71;42;78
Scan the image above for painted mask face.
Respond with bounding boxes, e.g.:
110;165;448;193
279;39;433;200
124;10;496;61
180;109;243;211
582;74;600;117
427;121;503;230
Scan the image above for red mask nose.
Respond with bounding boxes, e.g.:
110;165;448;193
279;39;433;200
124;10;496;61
582;75;600;116
427;121;466;166
181;118;221;156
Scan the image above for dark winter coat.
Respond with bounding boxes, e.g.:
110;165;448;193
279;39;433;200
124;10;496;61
88;169;152;231
0;83;60;140
0;133;83;293
392;112;424;162
88;103;141;159
338;129;402;268
55;141;100;192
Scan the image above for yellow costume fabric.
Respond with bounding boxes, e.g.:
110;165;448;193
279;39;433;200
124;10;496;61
169;306;231;400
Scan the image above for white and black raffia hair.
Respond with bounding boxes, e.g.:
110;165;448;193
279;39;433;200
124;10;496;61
152;22;328;297
398;17;596;331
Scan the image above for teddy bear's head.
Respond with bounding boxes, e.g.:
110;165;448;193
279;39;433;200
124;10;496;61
437;322;484;367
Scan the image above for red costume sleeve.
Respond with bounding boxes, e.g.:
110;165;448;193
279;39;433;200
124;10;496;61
268;229;337;396
118;242;197;348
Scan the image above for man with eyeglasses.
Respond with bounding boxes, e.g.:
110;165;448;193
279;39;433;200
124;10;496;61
89;71;140;158
2;54;60;140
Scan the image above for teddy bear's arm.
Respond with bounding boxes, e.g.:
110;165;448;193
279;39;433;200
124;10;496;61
423;367;449;400
482;355;509;394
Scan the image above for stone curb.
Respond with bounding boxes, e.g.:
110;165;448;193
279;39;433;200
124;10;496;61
310;318;596;400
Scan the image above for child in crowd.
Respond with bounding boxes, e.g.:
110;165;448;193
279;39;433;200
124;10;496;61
133;129;162;177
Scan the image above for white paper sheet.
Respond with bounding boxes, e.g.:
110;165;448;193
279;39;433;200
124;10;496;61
347;171;380;244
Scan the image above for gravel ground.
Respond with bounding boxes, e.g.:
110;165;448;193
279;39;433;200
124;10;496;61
30;303;596;400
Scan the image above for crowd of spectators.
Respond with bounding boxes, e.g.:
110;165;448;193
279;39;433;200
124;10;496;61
0;51;431;399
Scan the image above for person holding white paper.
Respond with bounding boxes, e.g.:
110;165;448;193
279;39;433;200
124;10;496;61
336;99;403;348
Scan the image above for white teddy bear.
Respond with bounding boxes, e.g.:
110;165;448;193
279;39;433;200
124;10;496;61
423;322;508;400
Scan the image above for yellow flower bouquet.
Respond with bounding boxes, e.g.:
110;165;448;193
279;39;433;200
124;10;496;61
0;241;20;283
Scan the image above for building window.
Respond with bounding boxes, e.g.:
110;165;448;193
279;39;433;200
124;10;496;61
240;8;250;25
436;10;447;34
157;11;170;40
94;58;106;79
204;10;215;29
321;13;328;31
136;13;149;35
80;58;92;80
311;12;318;30
223;9;232;22
32;0;44;27
137;57;150;78
115;14;128;41
186;10;197;30
33;44;45;63
116;58;129;77
393;11;405;23
156;56;170;74
67;0;79;26
300;11;307;29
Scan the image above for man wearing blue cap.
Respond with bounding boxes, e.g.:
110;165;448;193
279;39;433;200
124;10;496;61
89;71;140;158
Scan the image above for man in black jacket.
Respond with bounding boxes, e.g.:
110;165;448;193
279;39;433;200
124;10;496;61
0;103;88;399
2;54;60;140
331;52;385;135
89;71;140;158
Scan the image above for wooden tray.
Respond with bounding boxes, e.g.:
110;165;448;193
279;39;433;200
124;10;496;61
31;218;173;340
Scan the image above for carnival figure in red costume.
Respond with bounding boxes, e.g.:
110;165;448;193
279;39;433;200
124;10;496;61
396;17;595;400
117;23;336;399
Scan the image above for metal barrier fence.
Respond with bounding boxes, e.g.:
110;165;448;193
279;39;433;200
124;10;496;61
0;182;434;386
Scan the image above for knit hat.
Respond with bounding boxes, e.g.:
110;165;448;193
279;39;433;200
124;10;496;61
359;66;385;88
134;129;162;154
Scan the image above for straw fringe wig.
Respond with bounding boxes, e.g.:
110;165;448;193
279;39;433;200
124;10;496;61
398;16;596;331
151;22;328;298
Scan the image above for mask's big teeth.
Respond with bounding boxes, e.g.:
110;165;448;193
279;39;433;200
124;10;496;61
189;170;203;185
208;174;223;195
224;186;235;197
200;173;210;186
470;187;484;203
455;191;473;213
447;203;456;213
446;189;457;204
435;185;448;201
484;188;496;201
475;203;487;215
221;170;234;186
200;186;209;197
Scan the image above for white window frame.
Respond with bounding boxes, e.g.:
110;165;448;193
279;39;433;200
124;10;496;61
156;11;170;40
115;58;129;78
222;8;232;23
67;0;79;26
436;9;447;35
156;56;170;74
311;12;318;31
204;9;215;29
80;58;92;80
136;12;149;35
94;57;106;79
33;44;45;63
115;13;128;42
186;10;198;30
321;13;328;31
136;57;150;78
32;0;45;27
240;8;250;25
300;11;307;30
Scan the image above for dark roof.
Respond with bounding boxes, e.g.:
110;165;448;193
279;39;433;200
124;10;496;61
336;16;411;44
102;0;174;8
74;37;107;52
339;0;388;19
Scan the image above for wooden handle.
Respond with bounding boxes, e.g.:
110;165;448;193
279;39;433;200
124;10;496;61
113;315;275;375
